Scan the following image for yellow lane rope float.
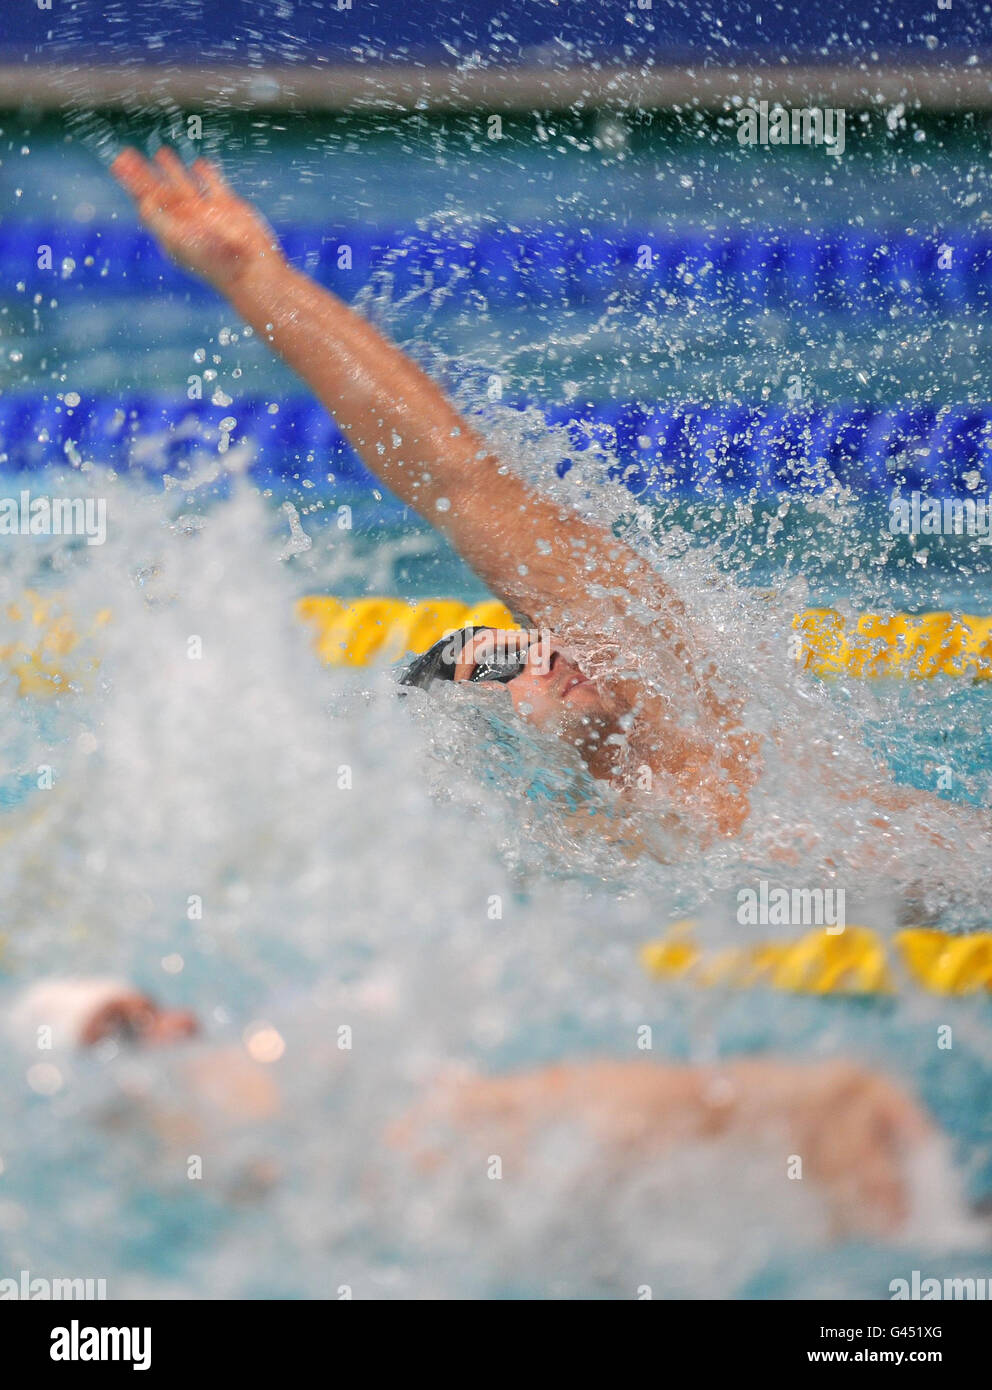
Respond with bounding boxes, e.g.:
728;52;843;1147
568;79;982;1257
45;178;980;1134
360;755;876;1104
296;598;992;678
295;595;517;667
0;591;111;696
4;594;992;684
794;608;992;679
640;922;992;997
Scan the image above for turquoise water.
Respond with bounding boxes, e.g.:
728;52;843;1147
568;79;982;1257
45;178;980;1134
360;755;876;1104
5;110;992;614
1;112;992;1297
4;110;992;400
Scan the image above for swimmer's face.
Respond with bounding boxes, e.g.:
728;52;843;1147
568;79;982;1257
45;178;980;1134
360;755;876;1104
452;628;608;732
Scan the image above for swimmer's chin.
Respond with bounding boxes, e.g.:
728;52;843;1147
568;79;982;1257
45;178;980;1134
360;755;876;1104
561;676;605;710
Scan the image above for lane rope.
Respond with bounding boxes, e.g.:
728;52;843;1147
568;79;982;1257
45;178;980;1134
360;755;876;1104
640;921;992;996
296;597;992;678
6;595;992;692
3;393;992;496
6;225;992;314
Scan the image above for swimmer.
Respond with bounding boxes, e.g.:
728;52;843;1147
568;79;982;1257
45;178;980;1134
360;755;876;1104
6;975;950;1242
109;149;987;856
7;977;197;1049
6;979;280;1148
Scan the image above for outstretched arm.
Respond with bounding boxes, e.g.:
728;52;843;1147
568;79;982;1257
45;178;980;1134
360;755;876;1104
111;148;681;640
390;1057;938;1240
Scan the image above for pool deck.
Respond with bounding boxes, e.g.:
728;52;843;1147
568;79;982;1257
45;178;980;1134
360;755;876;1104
1;62;992;112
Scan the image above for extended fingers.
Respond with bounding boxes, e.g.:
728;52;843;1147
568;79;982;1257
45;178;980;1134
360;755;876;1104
192;156;228;196
112;146;203;207
110;147;163;203
153;145;197;192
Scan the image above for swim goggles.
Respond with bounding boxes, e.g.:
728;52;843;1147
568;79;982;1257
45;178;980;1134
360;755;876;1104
398;625;527;690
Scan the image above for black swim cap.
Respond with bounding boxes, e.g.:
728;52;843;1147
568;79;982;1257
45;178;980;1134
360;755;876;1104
398;626;487;690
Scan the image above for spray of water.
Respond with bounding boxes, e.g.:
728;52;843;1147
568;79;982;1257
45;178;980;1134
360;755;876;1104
0;402;988;1295
3;100;992;1294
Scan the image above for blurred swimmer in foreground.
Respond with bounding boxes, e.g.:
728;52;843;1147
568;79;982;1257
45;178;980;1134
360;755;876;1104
7;976;958;1242
111;149;988;860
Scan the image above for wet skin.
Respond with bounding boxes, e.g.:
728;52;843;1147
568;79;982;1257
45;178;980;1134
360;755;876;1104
111;149;982;855
454;627;760;838
453;628;608;722
108;148;758;841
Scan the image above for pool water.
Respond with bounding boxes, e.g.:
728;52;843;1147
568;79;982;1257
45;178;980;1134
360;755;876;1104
4;109;992;399
1;112;992;1298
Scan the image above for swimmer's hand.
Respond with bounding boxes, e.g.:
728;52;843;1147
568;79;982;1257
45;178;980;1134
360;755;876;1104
107;145;695;722
111;147;285;294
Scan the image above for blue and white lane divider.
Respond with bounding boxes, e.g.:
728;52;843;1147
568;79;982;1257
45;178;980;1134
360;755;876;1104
5;225;992;310
1;394;991;497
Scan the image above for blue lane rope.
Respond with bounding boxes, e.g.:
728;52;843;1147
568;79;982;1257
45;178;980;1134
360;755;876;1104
1;394;990;497
4;225;991;310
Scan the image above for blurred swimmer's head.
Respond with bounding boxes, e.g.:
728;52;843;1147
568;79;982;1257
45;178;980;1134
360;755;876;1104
8;979;199;1051
399;626;608;733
